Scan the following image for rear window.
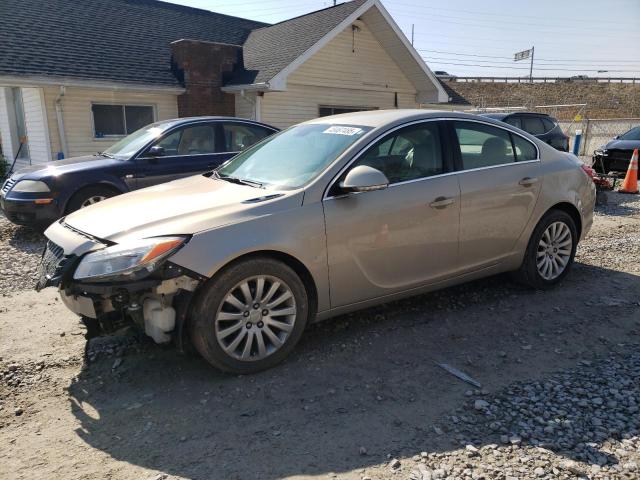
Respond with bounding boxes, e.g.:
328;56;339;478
541;118;556;132
512;135;538;161
522;117;545;136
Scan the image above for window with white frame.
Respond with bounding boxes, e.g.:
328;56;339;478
92;104;155;137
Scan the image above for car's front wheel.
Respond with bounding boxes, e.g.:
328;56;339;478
513;210;578;289
189;257;309;374
66;185;118;214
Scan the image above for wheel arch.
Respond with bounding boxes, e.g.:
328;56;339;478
214;250;319;319
178;249;319;355
546;201;582;240
63;182;124;214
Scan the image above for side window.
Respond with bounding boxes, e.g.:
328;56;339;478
522;117;545;136
222;124;272;152
351;122;444;184
454;121;515;169
511;134;538;161
541;118;556;133
152;125;216;156
505;116;522;129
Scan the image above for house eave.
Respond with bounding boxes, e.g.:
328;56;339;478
0;75;185;94
221;82;271;93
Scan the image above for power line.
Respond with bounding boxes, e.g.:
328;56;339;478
384;0;639;28
420;60;640;73
416;49;640;64
396;13;640;41
421;55;640;68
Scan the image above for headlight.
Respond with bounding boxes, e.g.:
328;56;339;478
73;236;187;281
12;180;51;193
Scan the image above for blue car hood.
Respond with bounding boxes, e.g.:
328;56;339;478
604;139;640;150
10;155;122;180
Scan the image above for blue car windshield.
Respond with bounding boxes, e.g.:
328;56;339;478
102;122;173;160
217;124;371;189
619;126;640;141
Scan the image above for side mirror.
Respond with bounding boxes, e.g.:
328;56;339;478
146;145;165;157
614;135;620;140
339;165;389;193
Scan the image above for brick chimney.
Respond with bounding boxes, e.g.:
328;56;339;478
170;39;241;117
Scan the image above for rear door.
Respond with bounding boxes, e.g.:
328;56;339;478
134;123;220;188
449;120;542;271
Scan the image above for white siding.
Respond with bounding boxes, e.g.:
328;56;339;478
262;85;417;130
261;20;419;129
42;87;179;158
21;87;51;165
0;88;15;160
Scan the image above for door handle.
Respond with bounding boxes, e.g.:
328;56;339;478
429;196;455;209
518;177;539;187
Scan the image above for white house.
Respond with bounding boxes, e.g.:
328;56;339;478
0;0;447;169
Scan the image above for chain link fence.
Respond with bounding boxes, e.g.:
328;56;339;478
559;118;640;157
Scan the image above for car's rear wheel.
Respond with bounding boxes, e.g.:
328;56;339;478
66;185;118;214
513;210;578;289
189;257;309;374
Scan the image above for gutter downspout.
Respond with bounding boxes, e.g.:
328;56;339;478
54;86;68;159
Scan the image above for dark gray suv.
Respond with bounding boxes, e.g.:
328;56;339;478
482;112;569;152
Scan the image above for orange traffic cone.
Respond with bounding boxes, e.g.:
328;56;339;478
618;148;638;194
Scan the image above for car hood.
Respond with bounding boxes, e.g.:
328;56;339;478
61;174;300;243
10;155;121;181
604;139;640;150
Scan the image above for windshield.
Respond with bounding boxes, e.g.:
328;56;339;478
217;124;371;189
102;122;173;160
619;126;640;141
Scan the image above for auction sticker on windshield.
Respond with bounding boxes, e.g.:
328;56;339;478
323;126;364;136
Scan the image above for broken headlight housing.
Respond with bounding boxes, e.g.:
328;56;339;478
73;236;187;282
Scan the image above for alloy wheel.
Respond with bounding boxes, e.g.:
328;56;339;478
214;275;297;361
80;195;107;208
536;221;572;280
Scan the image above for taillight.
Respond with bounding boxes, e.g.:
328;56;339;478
581;164;595;180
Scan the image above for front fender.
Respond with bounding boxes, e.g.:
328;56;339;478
168;202;331;313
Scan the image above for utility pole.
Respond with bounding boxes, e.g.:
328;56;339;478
514;46;535;83
411;24;414;45
529;46;534;83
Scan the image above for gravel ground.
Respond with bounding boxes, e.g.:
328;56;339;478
1;192;639;479
0;212;45;294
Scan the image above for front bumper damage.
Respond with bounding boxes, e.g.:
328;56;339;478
38;220;204;350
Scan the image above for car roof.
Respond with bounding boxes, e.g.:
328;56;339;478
154;116;278;130
480;112;551;119
303;109;510;128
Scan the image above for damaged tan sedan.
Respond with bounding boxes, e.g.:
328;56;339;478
39;110;595;374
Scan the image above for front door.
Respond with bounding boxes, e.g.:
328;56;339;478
134;123;223;189
450;120;542;270
323;120;460;308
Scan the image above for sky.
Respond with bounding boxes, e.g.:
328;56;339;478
164;0;640;78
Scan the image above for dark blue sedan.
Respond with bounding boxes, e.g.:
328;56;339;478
0;117;278;229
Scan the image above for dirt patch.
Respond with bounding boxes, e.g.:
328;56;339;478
1;194;639;480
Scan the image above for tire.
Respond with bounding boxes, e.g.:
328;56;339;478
189;257;309;374
66;185;118;214
512;210;578;290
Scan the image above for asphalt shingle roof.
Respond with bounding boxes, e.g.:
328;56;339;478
228;0;368;86
0;0;266;87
